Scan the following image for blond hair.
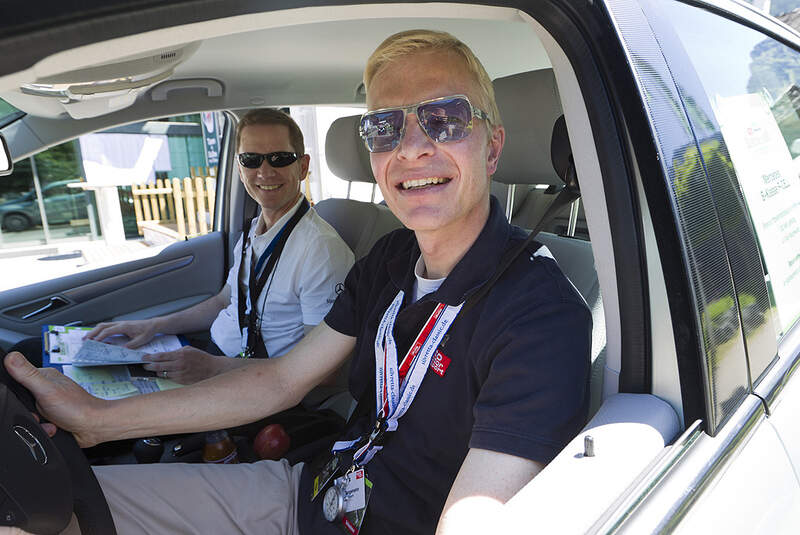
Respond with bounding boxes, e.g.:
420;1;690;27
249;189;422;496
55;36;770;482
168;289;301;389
363;29;502;127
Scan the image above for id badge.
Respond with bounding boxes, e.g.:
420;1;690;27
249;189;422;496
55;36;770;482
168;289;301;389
339;469;372;535
311;454;343;501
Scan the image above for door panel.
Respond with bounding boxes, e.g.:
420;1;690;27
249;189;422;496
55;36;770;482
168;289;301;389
0;231;225;351
673;416;800;534
765;357;800;486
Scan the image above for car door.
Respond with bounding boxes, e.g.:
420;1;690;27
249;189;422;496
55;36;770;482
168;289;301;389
592;0;800;532
0;112;240;351
495;0;800;531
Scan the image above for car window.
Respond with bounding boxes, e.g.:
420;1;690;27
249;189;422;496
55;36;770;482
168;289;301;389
0;112;228;292
662;2;800;342
0;97;23;128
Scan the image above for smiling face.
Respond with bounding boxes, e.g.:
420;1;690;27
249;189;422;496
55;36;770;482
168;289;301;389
367;50;504;236
237;123;310;228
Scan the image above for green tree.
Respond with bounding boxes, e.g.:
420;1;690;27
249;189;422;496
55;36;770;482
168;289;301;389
32;140;84;185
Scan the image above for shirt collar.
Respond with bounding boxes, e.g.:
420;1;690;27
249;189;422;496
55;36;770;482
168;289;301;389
250;194;304;245
388;195;511;306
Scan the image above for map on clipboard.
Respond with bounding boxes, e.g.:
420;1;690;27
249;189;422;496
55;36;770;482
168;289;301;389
43;325;187;400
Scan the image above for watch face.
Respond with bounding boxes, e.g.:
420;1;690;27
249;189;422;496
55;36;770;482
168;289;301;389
323;486;342;522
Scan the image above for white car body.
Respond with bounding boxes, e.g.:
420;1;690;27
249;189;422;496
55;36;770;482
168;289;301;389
1;0;799;533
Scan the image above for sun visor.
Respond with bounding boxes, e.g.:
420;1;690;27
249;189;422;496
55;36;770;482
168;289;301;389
7;42;201;119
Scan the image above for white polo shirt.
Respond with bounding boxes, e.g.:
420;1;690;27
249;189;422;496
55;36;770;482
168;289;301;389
210;197;355;357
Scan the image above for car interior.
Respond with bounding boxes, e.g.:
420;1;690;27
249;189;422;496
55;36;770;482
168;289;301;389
0;3;689;533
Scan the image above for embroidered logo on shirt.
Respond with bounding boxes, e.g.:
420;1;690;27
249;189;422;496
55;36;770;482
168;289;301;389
430;350;451;377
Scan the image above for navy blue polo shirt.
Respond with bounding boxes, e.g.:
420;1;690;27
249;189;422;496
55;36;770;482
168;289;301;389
297;196;591;535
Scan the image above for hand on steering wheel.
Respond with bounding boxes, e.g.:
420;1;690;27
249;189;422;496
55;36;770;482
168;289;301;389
0;353;116;535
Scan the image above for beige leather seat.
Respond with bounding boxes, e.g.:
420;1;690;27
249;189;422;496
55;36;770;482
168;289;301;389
318;70;605;414
493;69;588;238
493;69;606;415
316;115;403;259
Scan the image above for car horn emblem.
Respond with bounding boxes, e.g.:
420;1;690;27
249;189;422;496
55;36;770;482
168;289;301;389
13;425;48;465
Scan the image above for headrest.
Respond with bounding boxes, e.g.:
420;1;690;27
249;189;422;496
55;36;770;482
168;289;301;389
492;69;564;186
325;114;375;183
324;68;564;187
550;115;578;192
489;181;527;216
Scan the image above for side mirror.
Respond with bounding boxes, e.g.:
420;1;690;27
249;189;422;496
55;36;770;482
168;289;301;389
0;133;12;176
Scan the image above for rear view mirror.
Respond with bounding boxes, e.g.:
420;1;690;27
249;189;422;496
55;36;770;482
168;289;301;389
0;133;12;176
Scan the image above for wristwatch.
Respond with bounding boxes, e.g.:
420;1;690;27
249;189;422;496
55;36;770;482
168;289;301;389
322;484;345;522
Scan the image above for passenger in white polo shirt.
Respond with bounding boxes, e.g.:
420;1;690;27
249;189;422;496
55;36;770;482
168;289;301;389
86;109;354;384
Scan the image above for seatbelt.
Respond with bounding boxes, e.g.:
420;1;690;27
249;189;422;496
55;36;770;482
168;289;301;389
462;166;580;315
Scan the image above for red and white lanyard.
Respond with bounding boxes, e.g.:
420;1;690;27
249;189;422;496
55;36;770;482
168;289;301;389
346;290;463;465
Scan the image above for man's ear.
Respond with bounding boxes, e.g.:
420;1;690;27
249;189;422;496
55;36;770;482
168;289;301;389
486;125;505;177
299;154;311;181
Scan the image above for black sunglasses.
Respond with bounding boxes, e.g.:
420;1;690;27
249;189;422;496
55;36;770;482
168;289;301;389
237;151;298;169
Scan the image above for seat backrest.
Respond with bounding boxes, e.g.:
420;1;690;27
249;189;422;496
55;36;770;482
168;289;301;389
492;69;585;233
314;198;402;259
493;69;607;415
493;69;564;188
320;115;403;258
535;232;605;415
323;71;607;414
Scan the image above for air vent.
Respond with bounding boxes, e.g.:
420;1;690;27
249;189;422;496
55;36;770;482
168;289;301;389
158;51;179;62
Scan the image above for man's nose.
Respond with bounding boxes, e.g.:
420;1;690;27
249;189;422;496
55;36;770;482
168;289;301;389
396;113;435;159
257;161;276;176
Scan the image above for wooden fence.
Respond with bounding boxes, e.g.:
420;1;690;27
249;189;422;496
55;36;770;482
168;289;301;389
131;167;216;243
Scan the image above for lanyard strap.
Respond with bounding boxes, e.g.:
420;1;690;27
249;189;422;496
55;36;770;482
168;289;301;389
237;197;310;358
347;290;462;466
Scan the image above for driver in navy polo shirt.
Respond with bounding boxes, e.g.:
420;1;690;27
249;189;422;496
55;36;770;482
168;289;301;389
5;29;591;535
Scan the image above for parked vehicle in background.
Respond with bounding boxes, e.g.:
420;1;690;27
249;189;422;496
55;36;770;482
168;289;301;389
0;179;87;231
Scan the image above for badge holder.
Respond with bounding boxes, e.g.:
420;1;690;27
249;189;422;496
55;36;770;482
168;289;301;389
311;453;344;501
322;468;372;534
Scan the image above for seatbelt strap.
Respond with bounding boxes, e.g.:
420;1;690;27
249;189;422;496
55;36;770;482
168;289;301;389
461;176;580;315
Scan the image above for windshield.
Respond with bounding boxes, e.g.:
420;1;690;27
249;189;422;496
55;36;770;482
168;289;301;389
0;98;24;128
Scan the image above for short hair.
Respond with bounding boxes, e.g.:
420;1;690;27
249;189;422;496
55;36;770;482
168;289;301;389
364;29;502;127
236;108;305;155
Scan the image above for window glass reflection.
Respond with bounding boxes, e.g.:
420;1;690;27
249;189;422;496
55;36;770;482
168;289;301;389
664;1;800;335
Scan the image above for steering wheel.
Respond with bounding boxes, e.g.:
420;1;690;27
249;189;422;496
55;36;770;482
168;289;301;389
0;361;116;534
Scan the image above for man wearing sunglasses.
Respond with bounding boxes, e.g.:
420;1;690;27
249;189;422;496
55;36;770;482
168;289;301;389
83;109;354;384
6;30;590;535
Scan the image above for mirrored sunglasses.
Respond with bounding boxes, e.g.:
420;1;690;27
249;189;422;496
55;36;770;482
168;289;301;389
237;151;298;169
358;95;489;153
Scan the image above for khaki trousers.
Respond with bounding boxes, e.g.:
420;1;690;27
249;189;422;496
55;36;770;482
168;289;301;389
64;459;304;535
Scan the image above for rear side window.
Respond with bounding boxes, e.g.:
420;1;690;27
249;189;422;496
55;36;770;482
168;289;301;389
663;2;800;339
